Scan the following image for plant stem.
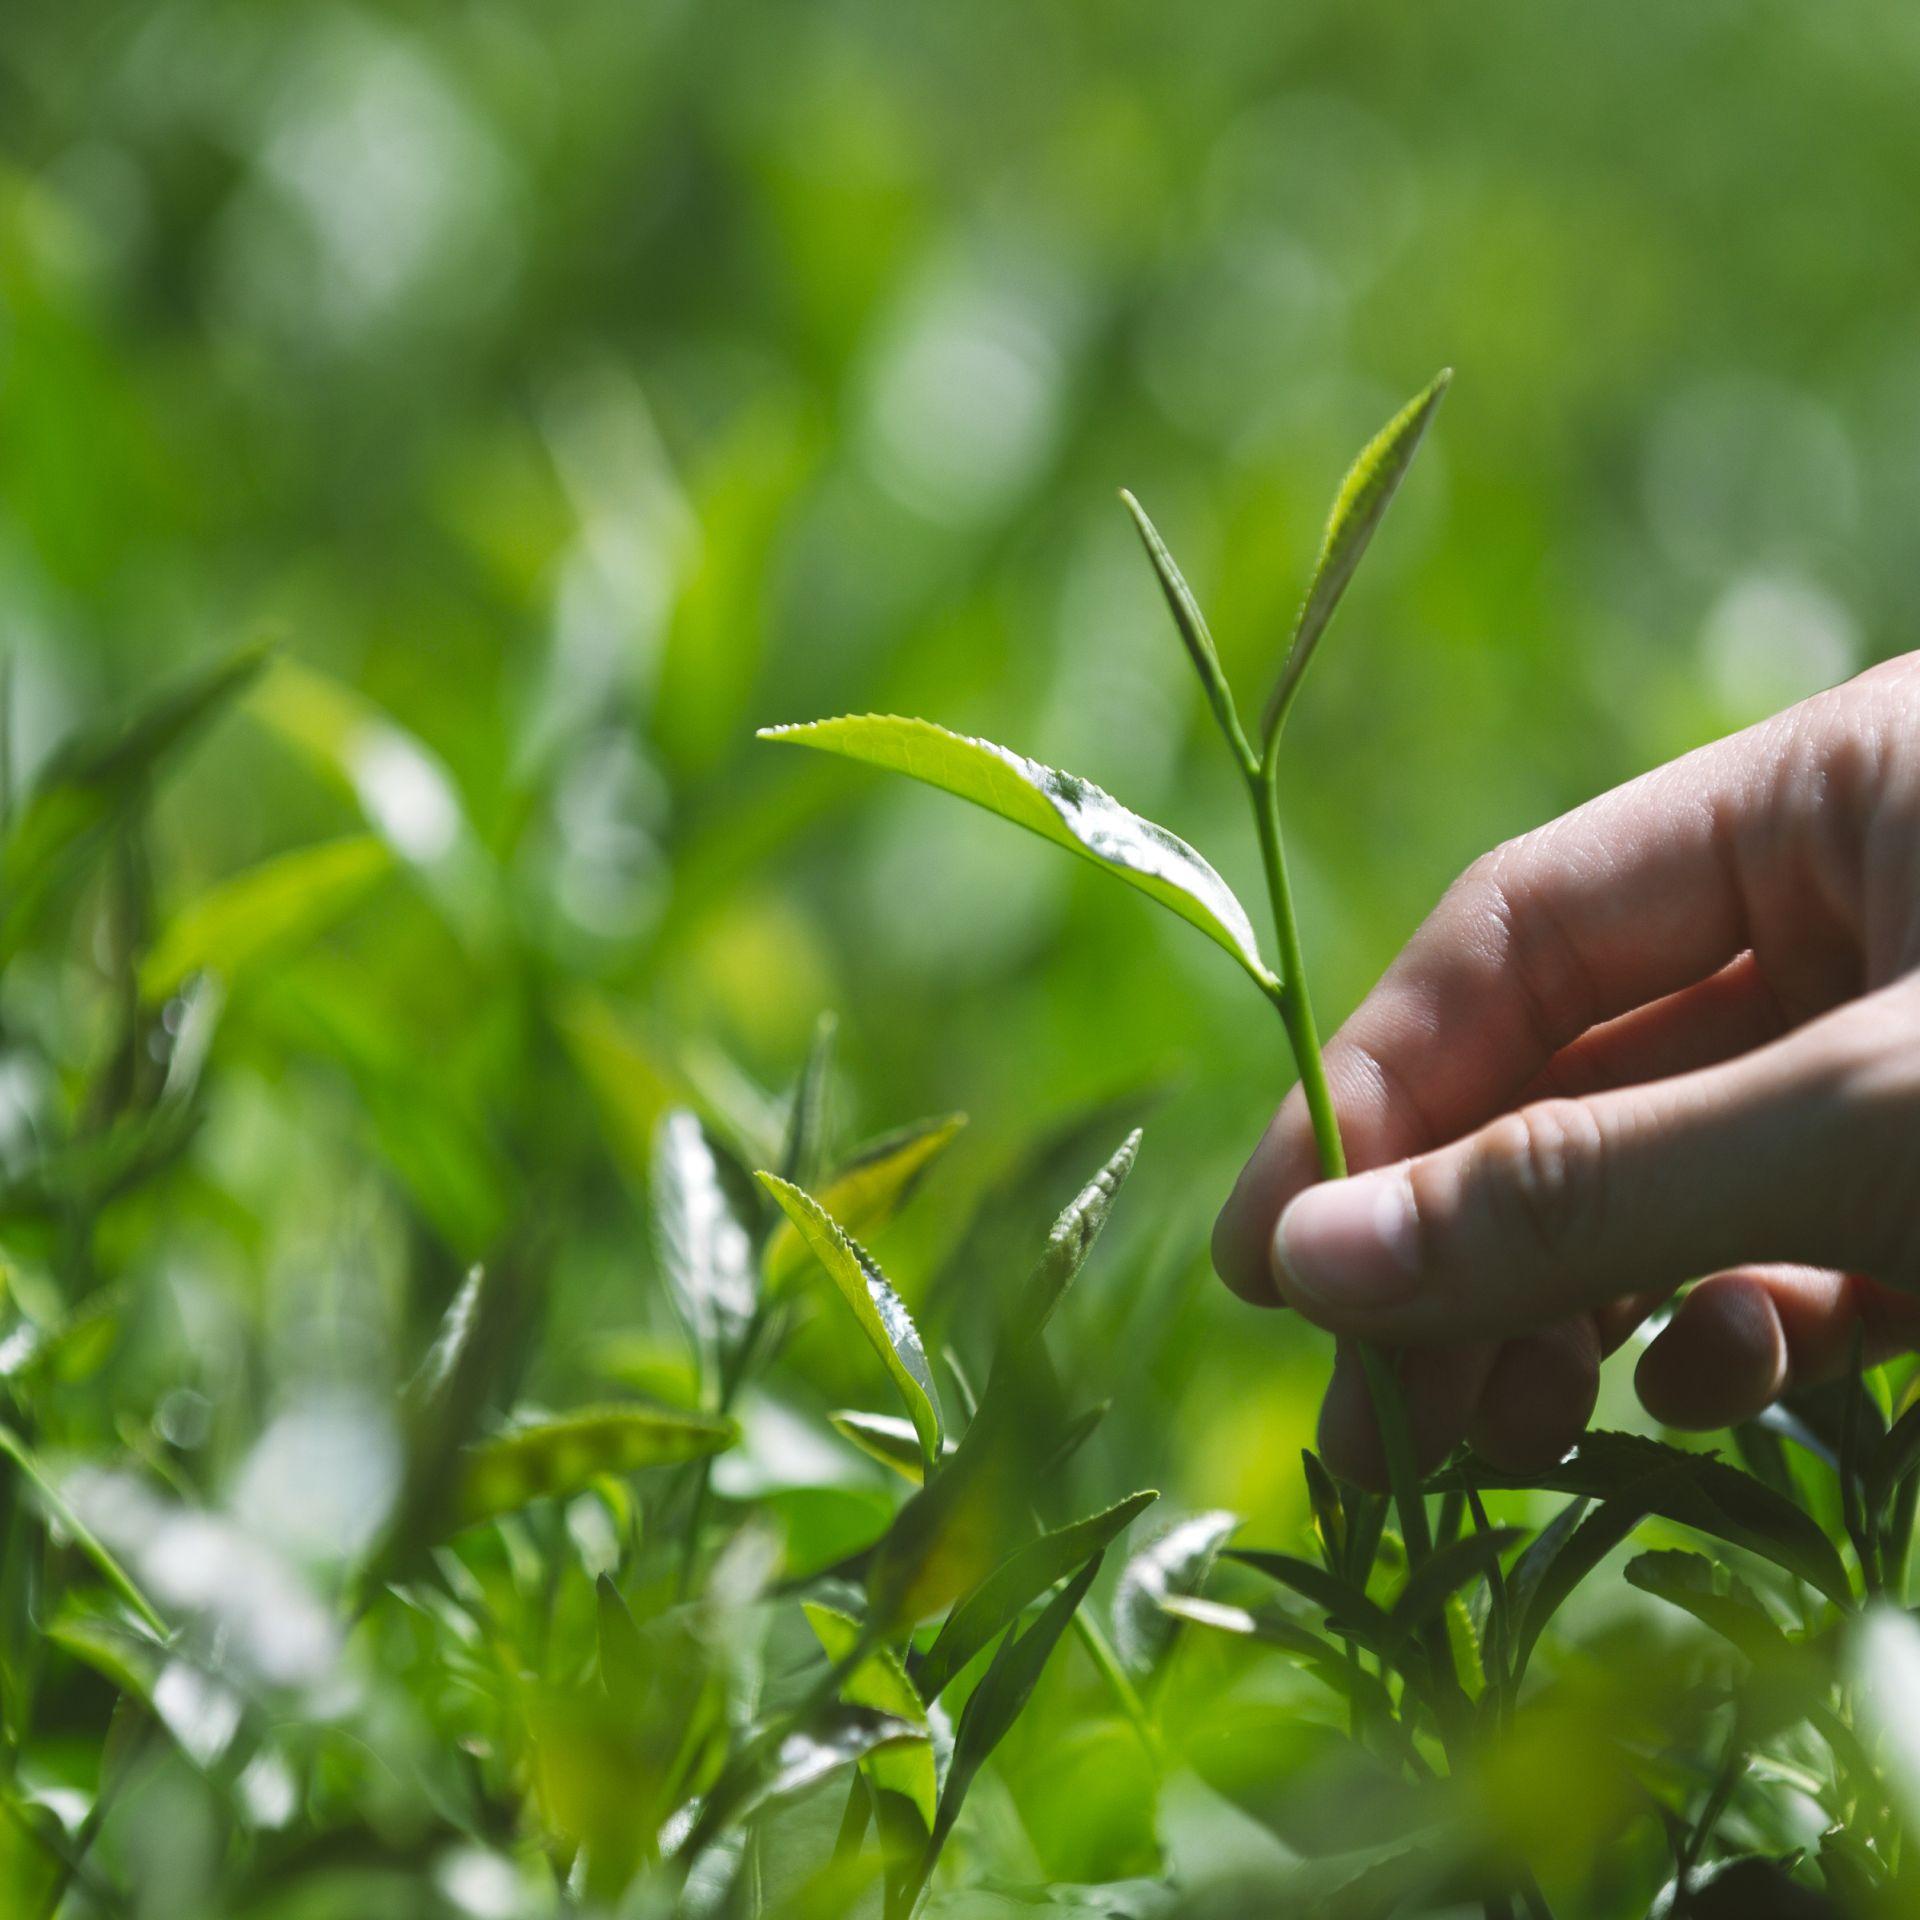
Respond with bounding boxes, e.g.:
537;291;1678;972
1071;1608;1162;1766
1247;771;1431;1569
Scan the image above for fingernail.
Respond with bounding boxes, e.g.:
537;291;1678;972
1274;1169;1422;1313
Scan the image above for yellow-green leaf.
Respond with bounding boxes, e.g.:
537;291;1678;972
452;1404;737;1530
758;715;1275;991
803;1601;937;1829
1262;371;1451;743
765;1113;966;1291
141;835;393;1001
830;1409;955;1484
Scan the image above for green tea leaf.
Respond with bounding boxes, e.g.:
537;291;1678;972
1301;1450;1345;1570
406;1265;485;1413
1624;1550;1796;1667
759;715;1276;991
452;1403;738;1530
737;1708;928;1826
1003;1129;1141;1350
595;1573;648;1714
1;644;269;960
1225;1548;1393;1650
830;1409;955;1484
1113;1510;1239;1675
140;834;392;1001
782;1011;838;1189
1386;1528;1524;1644
934;1554;1103;1851
0;1425;166;1636
653;1110;757;1373
757;1173;942;1471
1434;1430;1850;1604
764;1113;966;1291
1120;490;1250;767
804;1601;937;1829
1261;372;1450;745
916;1489;1158;1701
1160;1595;1403;1727
1511;1498;1649;1677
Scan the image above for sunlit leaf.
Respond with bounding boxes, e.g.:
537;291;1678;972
757;1173;942;1471
765;1113;967;1291
653;1110;757;1375
1120;490;1248;762
1002;1129;1141;1351
452;1404;738;1530
917;1489;1158;1701
140;834;392;1001
758;716;1275;990
1112;1511;1239;1675
804;1601;937;1829
1;644;269;960
1261;372;1451;743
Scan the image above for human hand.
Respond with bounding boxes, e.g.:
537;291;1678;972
1212;655;1920;1487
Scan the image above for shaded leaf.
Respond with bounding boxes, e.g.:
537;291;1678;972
1159;1595;1403;1730
1113;1511;1239;1675
453;1404;737;1530
916;1489;1158;1701
758;1173;942;1471
1225;1548;1392;1650
1387;1528;1524;1644
1624;1550;1795;1667
935;1554;1103;1849
830;1409;955;1484
759;716;1274;989
1261;373;1451;743
782;1011;838;1189
765;1113;966;1292
1;644;269;960
140;834;392;1001
406;1265;485;1414
1434;1431;1850;1603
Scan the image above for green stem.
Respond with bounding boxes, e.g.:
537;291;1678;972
1071;1608;1162;1766
1248;773;1431;1570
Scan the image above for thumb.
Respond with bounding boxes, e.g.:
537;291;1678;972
1268;977;1920;1343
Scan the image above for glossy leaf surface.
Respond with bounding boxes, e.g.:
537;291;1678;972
653;1110;757;1369
758;1173;942;1470
759;715;1274;989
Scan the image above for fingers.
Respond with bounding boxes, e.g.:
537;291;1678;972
1636;1266;1920;1430
1213;677;1883;1305
1270;977;1920;1344
1468;1318;1601;1472
1317;1340;1494;1488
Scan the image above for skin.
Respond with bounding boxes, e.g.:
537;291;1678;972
1212;654;1920;1489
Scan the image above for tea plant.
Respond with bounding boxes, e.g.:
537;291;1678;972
4;386;1920;1920
762;376;1920;1916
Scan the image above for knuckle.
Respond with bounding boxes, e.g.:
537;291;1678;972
1473;1097;1608;1261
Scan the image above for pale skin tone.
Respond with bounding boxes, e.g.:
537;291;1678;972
1213;654;1920;1488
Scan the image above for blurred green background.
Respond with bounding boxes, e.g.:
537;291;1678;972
7;0;1920;1504
0;7;1916;1898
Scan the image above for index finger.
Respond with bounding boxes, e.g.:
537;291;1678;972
1211;690;1860;1303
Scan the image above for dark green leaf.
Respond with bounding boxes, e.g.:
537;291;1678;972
1434;1431;1851;1603
781;1011;837;1188
1386;1527;1524;1643
1;644;269;960
759;715;1276;990
1624;1550;1796;1667
1225;1548;1392;1650
1301;1450;1345;1569
916;1489;1158;1700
